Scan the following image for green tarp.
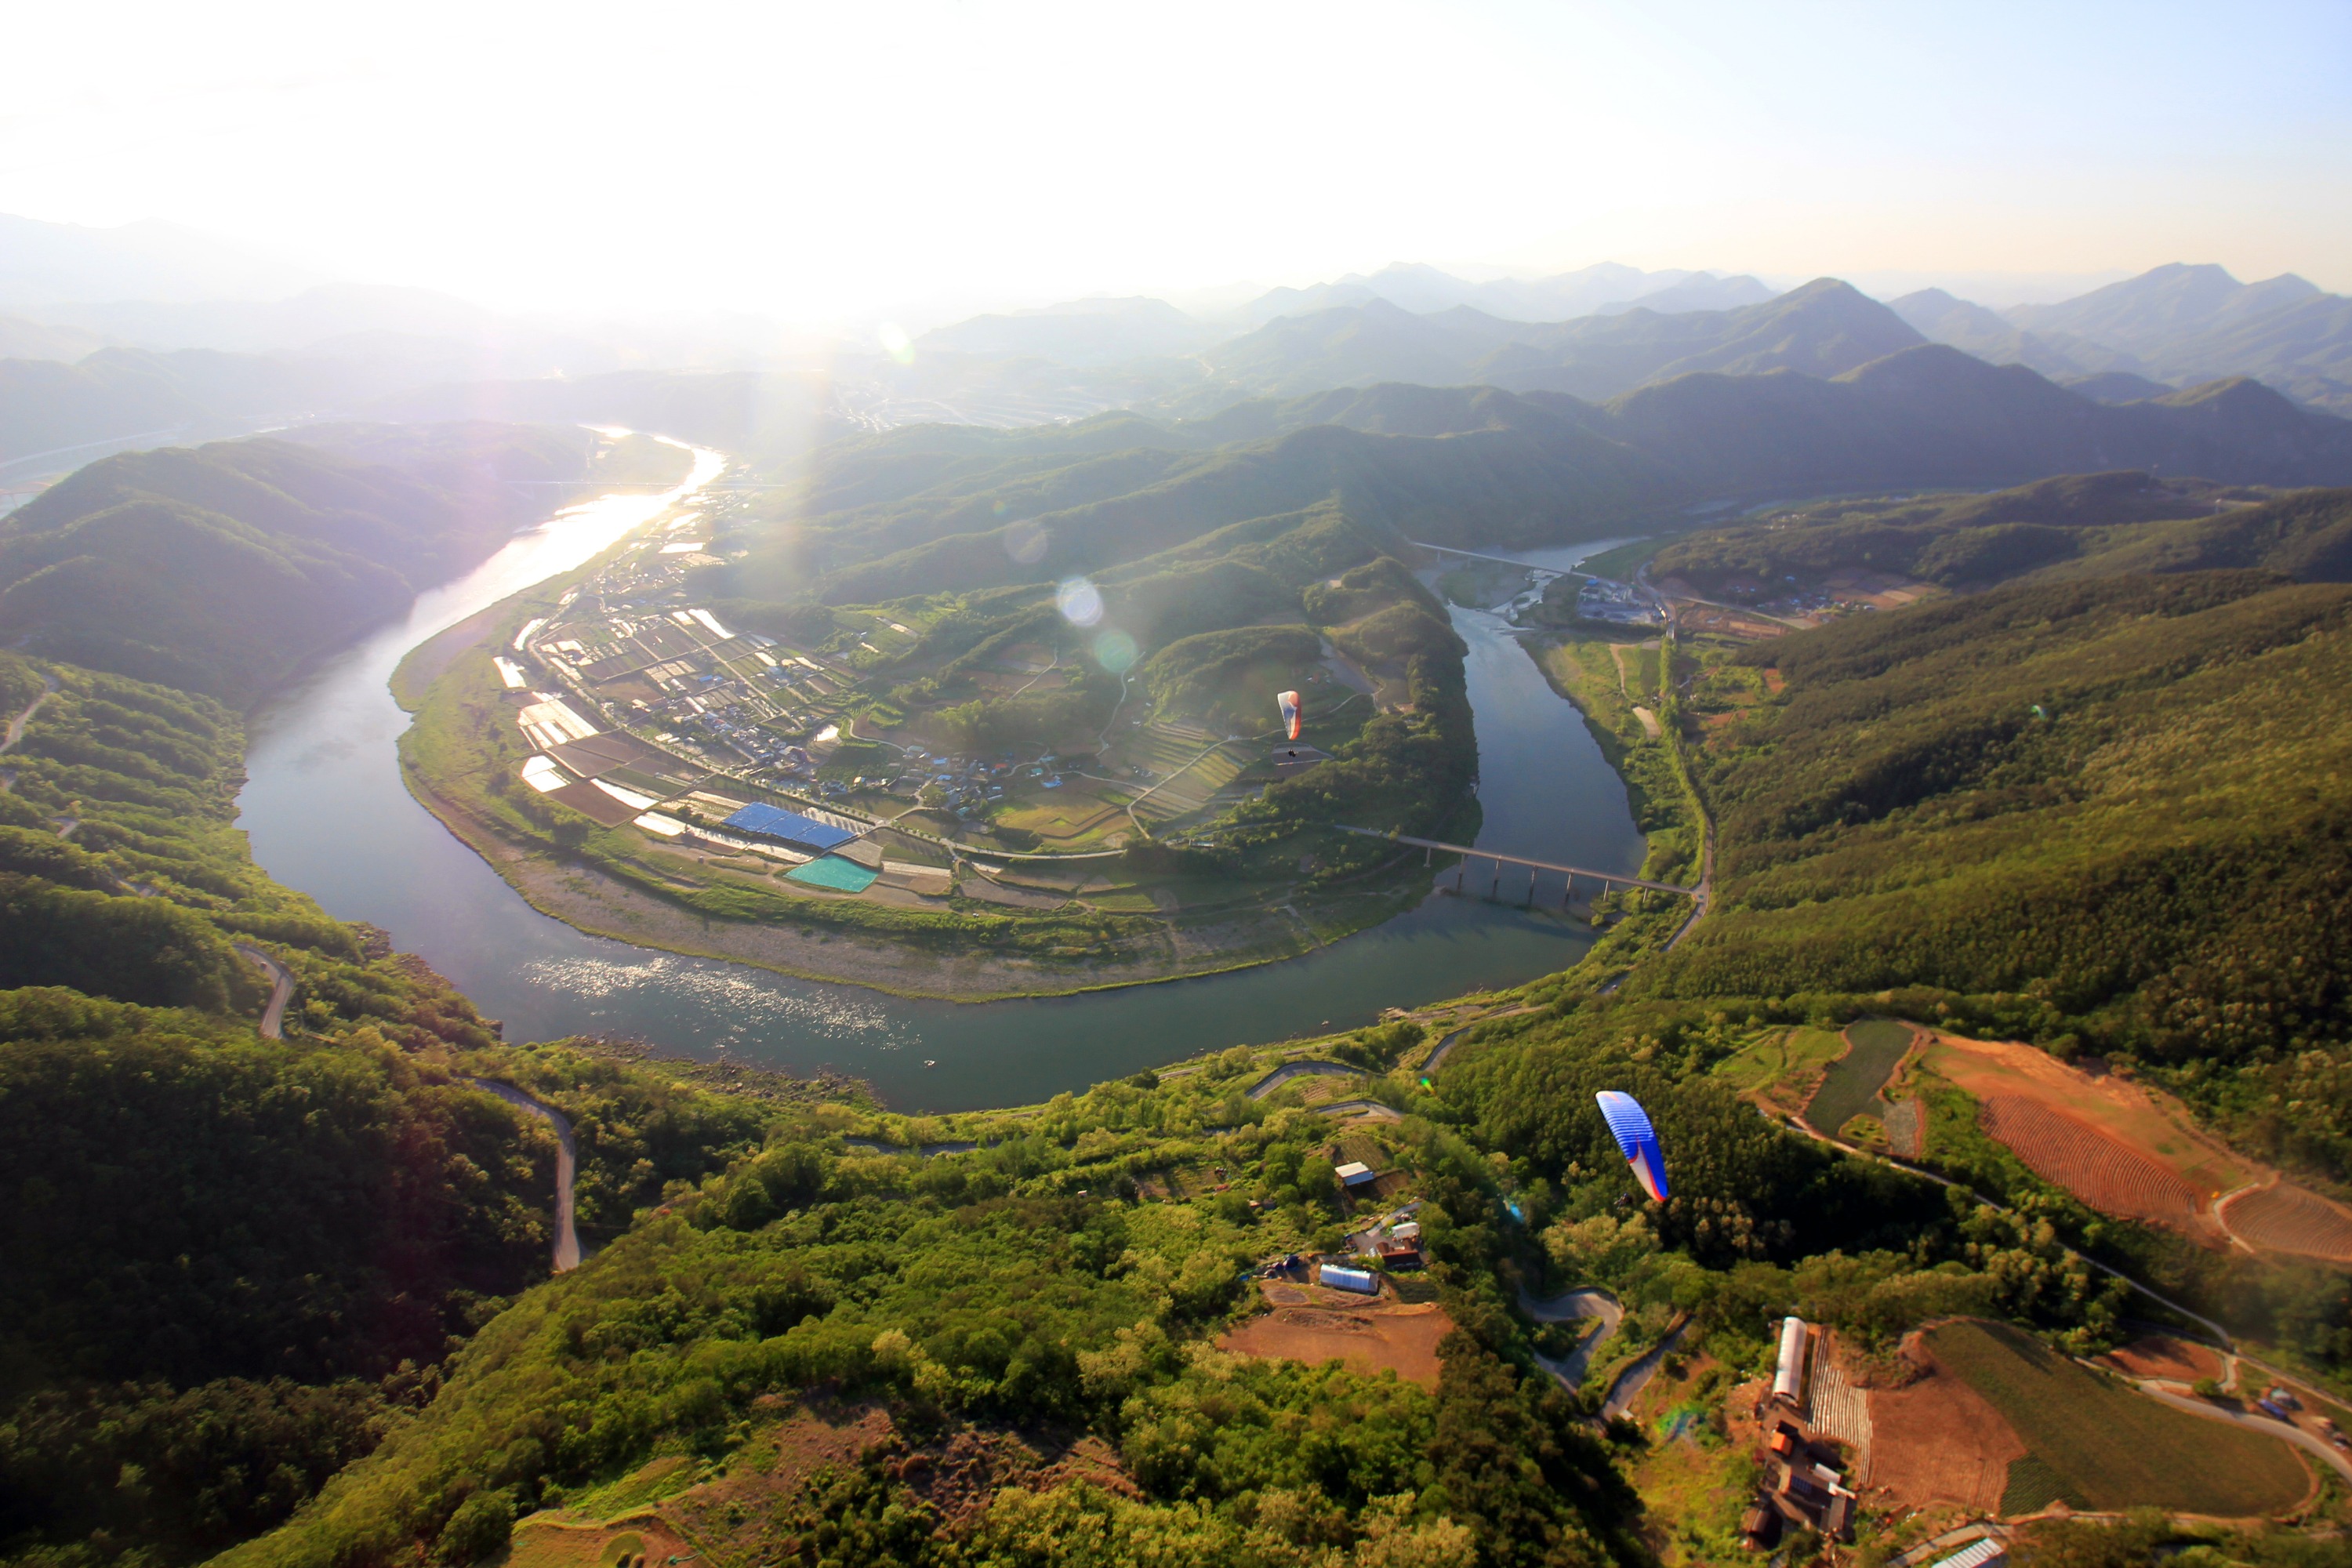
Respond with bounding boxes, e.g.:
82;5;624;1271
786;854;880;892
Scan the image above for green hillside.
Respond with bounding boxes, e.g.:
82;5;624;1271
1651;471;2352;592
1635;572;2352;1178
697;354;2352;623
0;428;588;704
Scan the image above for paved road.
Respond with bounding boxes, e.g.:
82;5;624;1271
1421;1005;1544;1076
467;1079;583;1272
1246;1060;1361;1099
234;945;294;1039
1522;1287;1623;1388
1602;1319;1690;1420
1315;1098;1403;1121
2132;1382;2352;1486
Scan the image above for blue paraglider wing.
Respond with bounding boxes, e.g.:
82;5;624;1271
1595;1091;1669;1203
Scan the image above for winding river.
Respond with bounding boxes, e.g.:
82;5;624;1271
237;451;1646;1110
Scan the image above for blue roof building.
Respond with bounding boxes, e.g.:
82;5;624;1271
721;802;857;854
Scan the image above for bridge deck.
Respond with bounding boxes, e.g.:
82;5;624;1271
1333;825;1696;895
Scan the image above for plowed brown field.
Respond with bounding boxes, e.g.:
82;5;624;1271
1979;1095;2205;1226
2219;1183;2352;1264
1922;1033;2249;1242
1867;1334;2026;1515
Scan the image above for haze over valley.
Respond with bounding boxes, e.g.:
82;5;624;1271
4;6;2352;1567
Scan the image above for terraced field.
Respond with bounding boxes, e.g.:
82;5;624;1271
1977;1096;2205;1227
2220;1182;2352;1264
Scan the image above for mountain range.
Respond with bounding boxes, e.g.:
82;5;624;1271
700;350;2352;610
1893;263;2352;415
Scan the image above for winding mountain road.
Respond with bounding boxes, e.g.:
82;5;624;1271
1;684;53;753
1521;1287;1623;1388
466;1079;583;1272
234;945;294;1039
2131;1382;2352;1486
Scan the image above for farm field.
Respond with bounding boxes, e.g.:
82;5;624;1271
2217;1182;2352;1265
1712;1026;1847;1118
1867;1332;2025;1516
1978;1095;2205;1229
1804;1018;1915;1135
1924;1319;2310;1518
1921;1031;2255;1243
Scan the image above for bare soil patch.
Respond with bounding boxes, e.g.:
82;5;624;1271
2219;1182;2352;1265
1865;1333;2027;1516
2098;1334;2224;1384
1924;1031;2249;1242
1822;568;1933;609
1979;1095;2205;1229
1220;1285;1453;1389
508;1516;695;1568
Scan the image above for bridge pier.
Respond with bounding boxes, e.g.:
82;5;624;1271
1489;860;1501;900
1526;866;1536;906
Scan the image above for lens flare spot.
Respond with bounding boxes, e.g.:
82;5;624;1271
877;321;915;365
1092;629;1138;673
1057;576;1104;627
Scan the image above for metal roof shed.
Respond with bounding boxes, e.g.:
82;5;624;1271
721;802;858;855
1334;1161;1378;1187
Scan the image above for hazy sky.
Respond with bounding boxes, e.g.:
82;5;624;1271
4;0;2348;319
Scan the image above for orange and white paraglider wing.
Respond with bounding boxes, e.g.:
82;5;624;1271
1278;689;1302;741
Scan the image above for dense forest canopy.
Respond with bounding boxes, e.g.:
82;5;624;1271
1651;471;2352;593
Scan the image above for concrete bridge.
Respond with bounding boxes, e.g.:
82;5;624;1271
1331;824;1698;904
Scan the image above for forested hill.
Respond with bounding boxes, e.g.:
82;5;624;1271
1640;572;2352;1174
0;645;782;1566
1650;472;2352;592
0;425;594;705
702;358;2352;610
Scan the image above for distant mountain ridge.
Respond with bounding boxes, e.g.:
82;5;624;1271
1894;263;2352;416
699;346;2352;610
1189;279;1926;404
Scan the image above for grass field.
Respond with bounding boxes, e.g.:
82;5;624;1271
1806;1018;1916;1135
1713;1026;1848;1105
1925;1320;2310;1518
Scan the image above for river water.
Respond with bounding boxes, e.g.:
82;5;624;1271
238;453;1646;1110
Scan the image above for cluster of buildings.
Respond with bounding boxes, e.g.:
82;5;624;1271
1739;1316;1860;1548
1573;575;1666;626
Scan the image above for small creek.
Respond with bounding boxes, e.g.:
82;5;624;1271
237;459;1647;1110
